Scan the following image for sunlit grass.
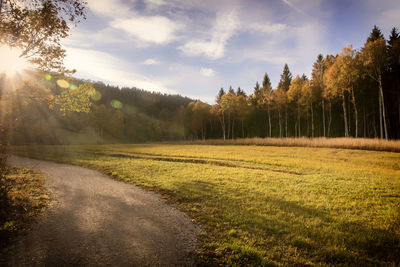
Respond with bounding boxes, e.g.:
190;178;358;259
177;137;400;152
10;144;400;265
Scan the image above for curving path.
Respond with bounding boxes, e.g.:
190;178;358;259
2;156;200;266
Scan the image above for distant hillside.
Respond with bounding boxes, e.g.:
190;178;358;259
0;72;193;145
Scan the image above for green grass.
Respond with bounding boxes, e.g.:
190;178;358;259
0;167;49;248
10;144;400;266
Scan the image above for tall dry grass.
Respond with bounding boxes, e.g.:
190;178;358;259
177;137;400;152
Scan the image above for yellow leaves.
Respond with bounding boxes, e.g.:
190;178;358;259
324;45;360;99
54;82;95;115
361;37;387;80
288;75;304;102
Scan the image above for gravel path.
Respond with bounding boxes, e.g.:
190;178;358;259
2;156;200;266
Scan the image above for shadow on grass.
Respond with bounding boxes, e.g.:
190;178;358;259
172;179;400;266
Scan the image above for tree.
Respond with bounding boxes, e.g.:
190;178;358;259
325;53;349;137
214;88;226;140
236;94;250;138
0;0;86;73
288;75;305;136
191;101;211;140
322;54;336;137
236;87;246;97
299;76;317;137
220;91;237;139
261;73;273;137
361;30;388;139
276;64;292;137
367;25;384;43
387;27;400;128
311;54;326;136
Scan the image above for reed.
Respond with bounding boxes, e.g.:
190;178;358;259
177;137;400;152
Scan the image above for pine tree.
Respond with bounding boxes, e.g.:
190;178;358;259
311;54;326;136
361;27;388;139
277;64;292;137
216;88;225;103
367;25;384;43
387;28;400;128
261;73;273;137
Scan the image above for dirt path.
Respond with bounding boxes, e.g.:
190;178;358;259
2;156;200;266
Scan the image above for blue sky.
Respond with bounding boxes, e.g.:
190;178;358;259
61;0;400;103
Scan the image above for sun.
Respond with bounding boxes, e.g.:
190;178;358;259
0;45;30;76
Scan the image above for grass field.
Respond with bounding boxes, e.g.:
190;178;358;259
11;144;400;266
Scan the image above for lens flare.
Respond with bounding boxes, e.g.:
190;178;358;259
57;79;70;89
69;84;77;90
45;74;52;80
90;90;102;101
111;99;123;109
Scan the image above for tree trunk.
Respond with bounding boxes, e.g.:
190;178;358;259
328;100;332;137
267;104;271;137
227;113;231;139
220;112;226;140
378;75;388;139
348;93;351;136
285;106;288;138
241;119;244;138
351;87;358;138
322;99;326;137
278;107;282;138
398;92;400;126
306;109;309;137
232;119;235;139
363;103;366;138
342;93;349;137
310;102;314;138
298;103;301;137
373;110;377;138
378;86;383;138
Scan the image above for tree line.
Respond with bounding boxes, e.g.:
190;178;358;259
184;26;400;140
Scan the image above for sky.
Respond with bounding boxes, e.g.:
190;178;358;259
58;0;399;103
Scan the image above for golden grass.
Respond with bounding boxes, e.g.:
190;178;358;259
10;144;400;265
177;137;400;152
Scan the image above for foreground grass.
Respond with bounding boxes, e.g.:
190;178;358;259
0;167;49;248
11;144;400;266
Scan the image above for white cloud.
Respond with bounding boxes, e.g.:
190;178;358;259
143;58;161;65
144;0;166;9
164;63;222;102
87;0;133;17
64;47;177;94
178;8;238;59
244;22;287;34
200;67;215;77
111;16;181;44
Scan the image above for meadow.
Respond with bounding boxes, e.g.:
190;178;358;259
11;143;400;266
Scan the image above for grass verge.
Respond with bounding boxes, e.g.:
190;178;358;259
10;144;400;266
0;167;49;249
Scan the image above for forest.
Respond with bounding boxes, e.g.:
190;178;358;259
185;26;400;140
0;26;399;145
